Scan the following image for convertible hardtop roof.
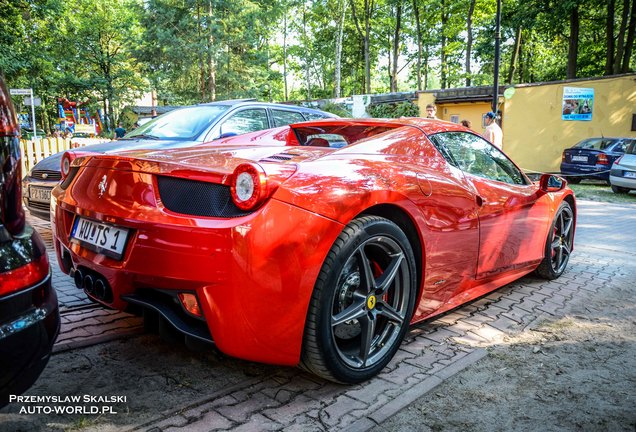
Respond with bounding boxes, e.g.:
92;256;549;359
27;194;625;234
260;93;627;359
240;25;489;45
289;117;468;136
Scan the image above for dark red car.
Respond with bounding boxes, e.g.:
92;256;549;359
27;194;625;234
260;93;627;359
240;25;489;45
0;76;59;407
52;119;575;383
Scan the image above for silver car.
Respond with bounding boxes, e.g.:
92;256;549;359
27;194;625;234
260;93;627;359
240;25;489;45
609;140;636;194
23;100;338;220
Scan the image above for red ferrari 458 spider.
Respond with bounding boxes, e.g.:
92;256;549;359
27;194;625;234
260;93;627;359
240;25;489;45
51;118;575;383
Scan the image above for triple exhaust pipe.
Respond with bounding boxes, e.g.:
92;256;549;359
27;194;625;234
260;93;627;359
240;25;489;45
72;268;113;303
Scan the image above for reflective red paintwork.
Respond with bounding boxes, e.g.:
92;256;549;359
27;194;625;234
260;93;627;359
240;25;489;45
52;118;575;365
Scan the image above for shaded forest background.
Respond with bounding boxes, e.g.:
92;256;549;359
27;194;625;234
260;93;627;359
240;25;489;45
0;0;634;130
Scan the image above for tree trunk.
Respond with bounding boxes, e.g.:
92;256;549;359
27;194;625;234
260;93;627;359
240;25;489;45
518;30;525;83
413;0;422;90
197;2;206;100
567;5;579;79
440;0;448;89
102;99;109;133
465;0;476;87
349;0;373;94
335;0;346;97
364;1;372;93
106;83;115;132
303;5;311;99
207;0;215;101
390;1;402;92
606;0;616;75
424;43;429;90
622;0;636;72
614;0;630;73
508;26;522;84
283;13;289;101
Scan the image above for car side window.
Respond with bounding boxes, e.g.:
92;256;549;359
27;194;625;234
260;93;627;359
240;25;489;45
304;112;329;121
271;109;305;127
220;109;268;135
430;132;527;185
612;142;625;153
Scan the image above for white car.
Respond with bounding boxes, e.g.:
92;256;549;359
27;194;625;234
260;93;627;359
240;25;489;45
609;140;636;194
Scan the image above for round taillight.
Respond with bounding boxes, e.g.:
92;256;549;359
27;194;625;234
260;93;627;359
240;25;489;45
230;163;267;211
61;152;72;179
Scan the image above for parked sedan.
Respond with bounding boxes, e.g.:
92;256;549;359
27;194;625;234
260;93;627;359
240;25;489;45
23;100;336;220
560;137;634;184
609;140;636;194
52;118;575;383
0;76;60;407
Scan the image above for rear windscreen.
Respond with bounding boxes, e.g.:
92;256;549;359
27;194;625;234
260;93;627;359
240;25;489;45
574;138;616;150
293;124;399;148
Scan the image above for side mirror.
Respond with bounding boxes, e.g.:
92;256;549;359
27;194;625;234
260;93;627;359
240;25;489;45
539;174;566;192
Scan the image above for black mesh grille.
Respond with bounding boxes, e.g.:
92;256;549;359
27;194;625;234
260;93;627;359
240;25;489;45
27;200;50;211
31;169;62;181
157;176;253;218
259;152;295;163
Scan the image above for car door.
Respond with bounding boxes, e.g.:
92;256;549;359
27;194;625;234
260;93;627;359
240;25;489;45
430;132;551;280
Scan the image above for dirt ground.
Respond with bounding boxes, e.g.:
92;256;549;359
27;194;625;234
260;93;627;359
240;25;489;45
374;248;636;432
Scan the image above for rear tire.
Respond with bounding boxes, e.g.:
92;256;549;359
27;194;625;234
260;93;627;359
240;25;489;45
566;177;581;184
300;216;417;383
611;185;629;194
535;201;574;280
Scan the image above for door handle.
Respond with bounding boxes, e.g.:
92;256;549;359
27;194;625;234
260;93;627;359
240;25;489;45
476;195;485;207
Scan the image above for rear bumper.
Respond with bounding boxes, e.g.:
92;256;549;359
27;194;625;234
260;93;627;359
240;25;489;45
52;195;343;365
609;175;636;189
560;163;610;180
22;179;56;221
0;274;60;408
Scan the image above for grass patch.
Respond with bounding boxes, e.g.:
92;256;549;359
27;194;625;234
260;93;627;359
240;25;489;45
567;180;636;204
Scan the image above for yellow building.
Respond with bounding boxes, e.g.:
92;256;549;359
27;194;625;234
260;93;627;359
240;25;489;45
417;73;636;173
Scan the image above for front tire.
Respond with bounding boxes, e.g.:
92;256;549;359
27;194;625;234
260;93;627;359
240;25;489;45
300;216;417;383
535;201;574;280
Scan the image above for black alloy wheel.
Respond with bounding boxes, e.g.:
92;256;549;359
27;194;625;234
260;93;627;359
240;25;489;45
300;216;417;383
535;201;574;280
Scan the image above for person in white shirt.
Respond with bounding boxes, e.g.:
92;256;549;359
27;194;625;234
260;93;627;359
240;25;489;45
483;111;503;149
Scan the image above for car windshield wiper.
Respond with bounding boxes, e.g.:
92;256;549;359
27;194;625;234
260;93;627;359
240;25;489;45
126;133;161;140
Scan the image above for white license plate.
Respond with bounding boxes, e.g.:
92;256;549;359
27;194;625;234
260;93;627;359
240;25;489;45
29;186;51;203
571;155;588;162
625;171;636;178
71;217;130;260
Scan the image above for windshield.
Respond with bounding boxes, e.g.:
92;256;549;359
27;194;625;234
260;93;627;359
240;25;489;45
574;138;617;151
126;105;230;140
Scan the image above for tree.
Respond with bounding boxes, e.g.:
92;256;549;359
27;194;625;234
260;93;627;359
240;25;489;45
349;0;377;93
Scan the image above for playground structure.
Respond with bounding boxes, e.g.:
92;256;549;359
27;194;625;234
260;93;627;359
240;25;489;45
58;98;104;136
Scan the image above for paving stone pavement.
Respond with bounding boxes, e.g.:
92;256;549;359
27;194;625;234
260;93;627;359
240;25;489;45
25;200;635;431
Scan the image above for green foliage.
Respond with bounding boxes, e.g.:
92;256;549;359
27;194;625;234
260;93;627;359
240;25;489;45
0;0;633;133
367;101;419;118
320;102;351;117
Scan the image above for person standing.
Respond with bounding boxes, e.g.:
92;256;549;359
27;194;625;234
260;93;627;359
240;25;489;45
425;103;438;119
483;111;503;149
114;123;126;139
